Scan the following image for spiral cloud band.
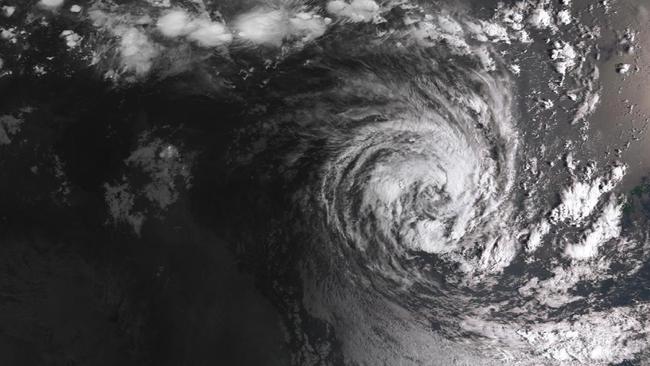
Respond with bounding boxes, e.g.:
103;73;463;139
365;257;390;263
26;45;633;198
318;57;518;277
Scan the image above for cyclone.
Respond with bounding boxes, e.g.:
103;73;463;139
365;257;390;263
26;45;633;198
295;41;521;364
224;4;650;365
317;58;517;275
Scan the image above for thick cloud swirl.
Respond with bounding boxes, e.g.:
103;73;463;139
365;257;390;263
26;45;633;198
277;21;524;364
317;62;517;275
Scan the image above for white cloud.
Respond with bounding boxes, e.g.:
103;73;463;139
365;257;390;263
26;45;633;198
526;219;550;253
0;27;17;43
147;0;171;8
288;12;330;43
186;19;232;47
116;26;159;76
527;7;553;29
517;304;650;363
550;165;625;224
88;8;161;76
326;0;380;23
234;9;287;46
156;9;232;48
565;199;622;260
234;9;329;47
60;30;82;49
156;9;191;37
39;0;65;10
556;9;572;25
550;41;577;75
1;5;16;17
88;6;235;80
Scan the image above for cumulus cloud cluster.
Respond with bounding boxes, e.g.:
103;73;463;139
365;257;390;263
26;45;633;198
156;9;232;48
84;3;336;80
60;0;395;83
157;7;332;49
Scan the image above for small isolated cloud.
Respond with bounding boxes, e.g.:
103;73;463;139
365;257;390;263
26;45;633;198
1;5;16;17
0;115;22;145
326;0;380;23
234;9;330;47
60;30;82;49
156;9;232;48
